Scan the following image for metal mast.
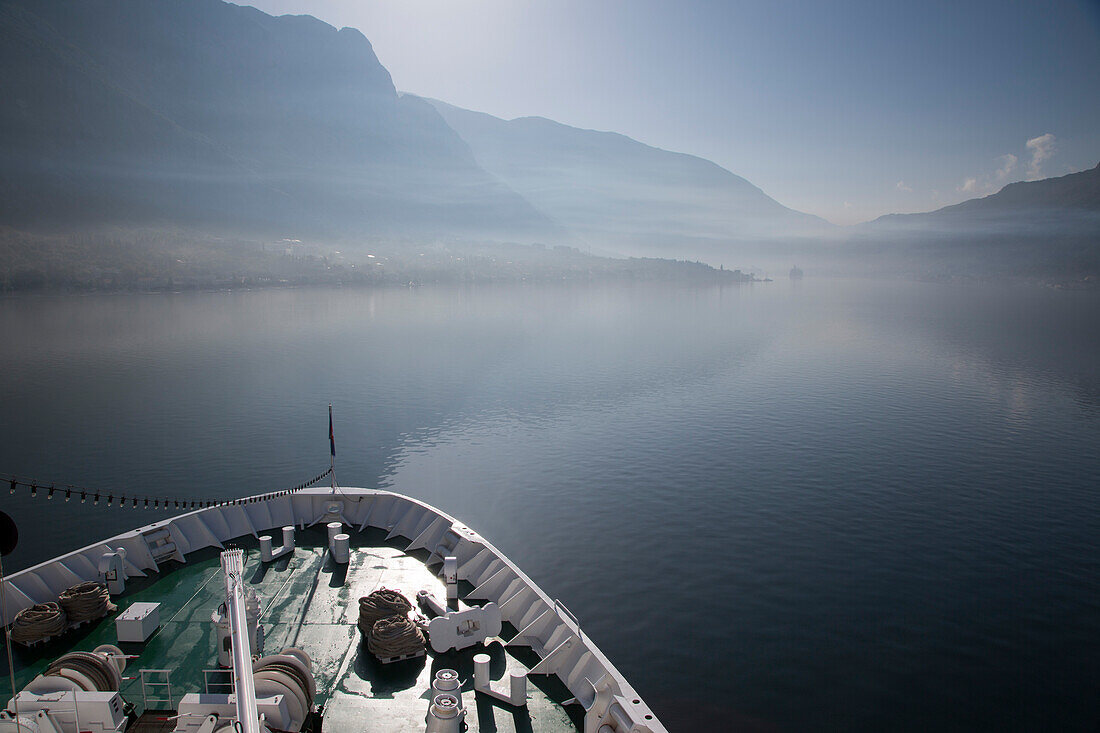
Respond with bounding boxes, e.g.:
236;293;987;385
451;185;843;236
221;549;261;733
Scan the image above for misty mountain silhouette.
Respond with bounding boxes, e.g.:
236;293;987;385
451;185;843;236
425;97;831;256
842;163;1100;279
0;0;557;240
864;163;1100;237
1;0;1094;273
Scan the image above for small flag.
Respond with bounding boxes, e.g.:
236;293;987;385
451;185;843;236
329;404;336;457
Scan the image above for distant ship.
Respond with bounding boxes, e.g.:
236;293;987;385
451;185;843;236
789;265;804;280
1;484;667;732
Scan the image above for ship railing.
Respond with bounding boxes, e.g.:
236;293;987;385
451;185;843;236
203;668;235;695
554;597;584;645
140;668;174;711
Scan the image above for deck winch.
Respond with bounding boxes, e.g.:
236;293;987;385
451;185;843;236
1;645;130;733
172;648;316;733
175;550;316;733
424;669;466;733
424;693;464;733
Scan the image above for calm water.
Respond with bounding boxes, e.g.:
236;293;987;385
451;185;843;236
2;279;1099;731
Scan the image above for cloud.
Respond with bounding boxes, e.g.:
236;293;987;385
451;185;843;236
896;180;913;192
1025;133;1055;180
994;154;1017;182
953;141;1039;201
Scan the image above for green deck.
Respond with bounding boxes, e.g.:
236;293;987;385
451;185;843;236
4;527;581;732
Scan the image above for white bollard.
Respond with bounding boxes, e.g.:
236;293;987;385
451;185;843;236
332;534;350;565
259;536;274;562
509;670;527;705
327;522;342;547
472;653;527;706
261;526;296;562
473;654;490;690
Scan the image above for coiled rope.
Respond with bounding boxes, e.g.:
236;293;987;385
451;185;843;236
59;582;115;623
10;602;67;643
366;614;425;660
357;588;413;635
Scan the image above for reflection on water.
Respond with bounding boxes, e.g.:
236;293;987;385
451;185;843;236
1;279;1098;731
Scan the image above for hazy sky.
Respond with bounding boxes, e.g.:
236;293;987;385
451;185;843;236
241;0;1100;225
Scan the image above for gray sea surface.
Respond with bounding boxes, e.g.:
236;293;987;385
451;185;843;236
1;278;1098;731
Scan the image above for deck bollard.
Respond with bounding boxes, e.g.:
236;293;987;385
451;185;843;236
332;533;350;565
473;653;490;689
473;653;527;706
260;526;295;562
509;670;526;705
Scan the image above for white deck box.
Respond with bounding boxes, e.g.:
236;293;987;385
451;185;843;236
115;601;161;643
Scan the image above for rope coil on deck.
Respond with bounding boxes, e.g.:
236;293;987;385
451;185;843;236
10;602;67;643
59;581;116;623
357;588;413;635
366;614;425;660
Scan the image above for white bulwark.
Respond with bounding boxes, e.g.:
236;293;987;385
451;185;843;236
1;487;668;732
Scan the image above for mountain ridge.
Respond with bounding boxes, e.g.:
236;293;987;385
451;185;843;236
0;0;559;240
1;0;1094;281
868;163;1100;226
425;96;831;261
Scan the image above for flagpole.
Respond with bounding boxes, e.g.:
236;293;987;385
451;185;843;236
329;404;336;494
